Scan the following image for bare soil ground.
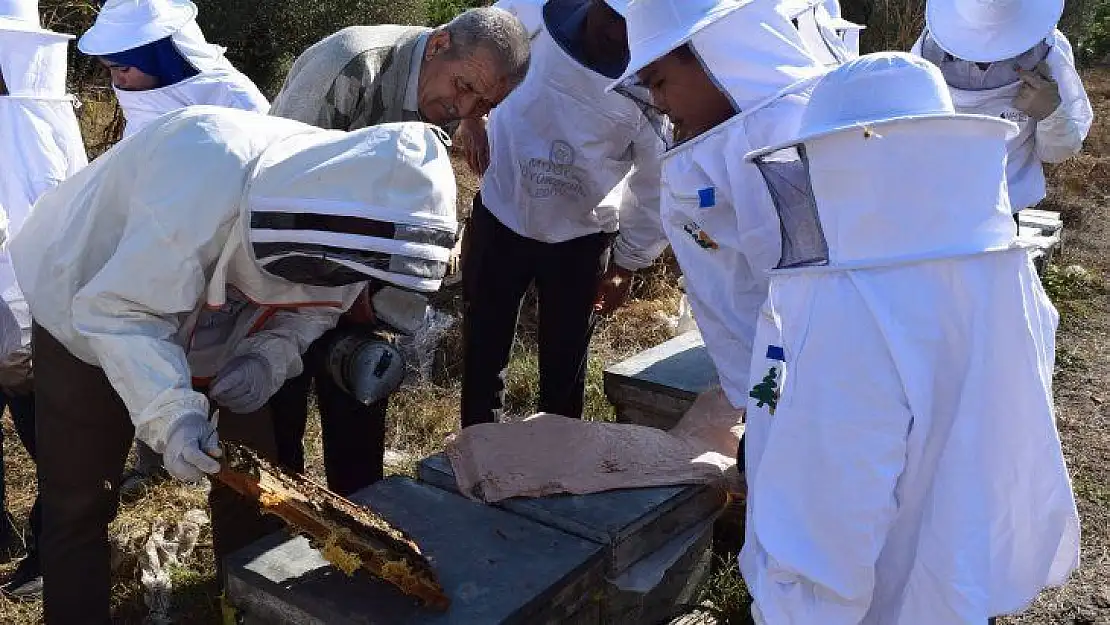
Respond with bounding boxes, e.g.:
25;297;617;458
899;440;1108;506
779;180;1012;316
0;70;1107;625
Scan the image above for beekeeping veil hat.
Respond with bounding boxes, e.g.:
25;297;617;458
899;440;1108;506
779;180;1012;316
607;0;746;89
744;52;1021;269
925;0;1063;63
777;0;865;65
78;0;193;54
78;0;231;72
0;0;52;32
243;122;459;295
608;0;825;110
0;0;75;96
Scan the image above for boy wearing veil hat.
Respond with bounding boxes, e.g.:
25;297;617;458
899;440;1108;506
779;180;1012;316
739;51;1078;624
0;0;88;600
604;0;827;446
78;0;269;139
911;0;1092;219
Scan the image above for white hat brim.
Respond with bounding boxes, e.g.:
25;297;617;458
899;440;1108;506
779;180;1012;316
743;113;1019;162
77;2;196;55
925;0;1062;63
0;18;75;39
605;1;750;93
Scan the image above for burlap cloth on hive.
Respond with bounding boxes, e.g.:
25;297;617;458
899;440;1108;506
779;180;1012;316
446;387;745;503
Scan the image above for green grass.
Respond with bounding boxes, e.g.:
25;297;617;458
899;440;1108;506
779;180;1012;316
1042;264;1105;320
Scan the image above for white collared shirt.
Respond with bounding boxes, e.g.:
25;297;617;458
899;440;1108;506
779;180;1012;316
403;33;428;117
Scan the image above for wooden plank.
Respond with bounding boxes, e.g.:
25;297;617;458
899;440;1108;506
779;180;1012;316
418;453;725;576
214;442;447;609
225;477;605;625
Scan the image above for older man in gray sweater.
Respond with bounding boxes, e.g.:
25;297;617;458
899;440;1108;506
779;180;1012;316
267;7;530;498
271;7;530;128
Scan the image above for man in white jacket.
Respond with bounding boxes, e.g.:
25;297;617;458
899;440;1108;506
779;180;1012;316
911;0;1092;218
739;51;1078;625
78;0;269;138
8;107;457;624
454;0;667;426
605;0;826;424
0;0;88;600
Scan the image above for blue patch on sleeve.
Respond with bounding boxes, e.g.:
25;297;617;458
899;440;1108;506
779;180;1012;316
766;345;785;361
698;187;715;208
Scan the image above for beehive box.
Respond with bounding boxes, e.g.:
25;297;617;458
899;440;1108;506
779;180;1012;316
602;331;745;559
418;454;723;625
224;476;605;625
1018;208;1064;273
603;521;715;625
603;330;718;430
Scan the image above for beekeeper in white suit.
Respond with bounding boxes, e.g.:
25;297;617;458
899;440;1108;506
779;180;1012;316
0;0;88;600
8;106;457;623
739;51;1079;624
911;0;1092;218
78;0;268;138
605;0;826;420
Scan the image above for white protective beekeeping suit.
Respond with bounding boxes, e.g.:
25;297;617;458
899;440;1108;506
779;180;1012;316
9;106;457;452
78;0;269;138
0;0;89;360
739;52;1079;625
778;0;864;65
911;0;1092;212
607;0;827;409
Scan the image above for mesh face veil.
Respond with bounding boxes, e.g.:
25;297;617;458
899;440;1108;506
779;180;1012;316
612;79;676;148
752;144;829;269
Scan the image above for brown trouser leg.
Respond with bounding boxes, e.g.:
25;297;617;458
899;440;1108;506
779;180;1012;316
34;324;133;625
34;322;286;622
208;401;284;584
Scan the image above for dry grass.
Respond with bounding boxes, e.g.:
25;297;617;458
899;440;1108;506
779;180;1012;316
2;70;1107;625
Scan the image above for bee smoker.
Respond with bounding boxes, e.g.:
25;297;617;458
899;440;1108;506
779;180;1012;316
323;329;406;405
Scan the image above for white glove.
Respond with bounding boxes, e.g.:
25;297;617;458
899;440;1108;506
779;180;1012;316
162;412;221;482
209;353;274;414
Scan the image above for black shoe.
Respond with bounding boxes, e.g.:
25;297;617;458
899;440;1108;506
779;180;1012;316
1;555;41;601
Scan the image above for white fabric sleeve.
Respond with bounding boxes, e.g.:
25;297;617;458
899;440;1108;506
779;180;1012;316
230;306;345;391
70;214;212;455
612;122;668;271
1035;31;1093;164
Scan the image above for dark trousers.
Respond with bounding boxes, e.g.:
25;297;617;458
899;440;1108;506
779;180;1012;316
0;391;40;557
32;324;281;625
460;195;612;428
270;327;387;497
